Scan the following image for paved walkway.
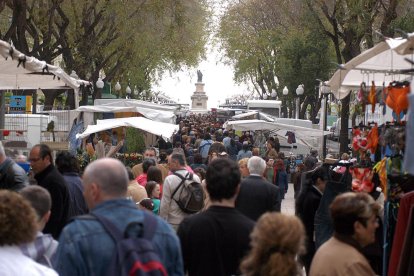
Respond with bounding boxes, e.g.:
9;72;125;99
281;183;295;215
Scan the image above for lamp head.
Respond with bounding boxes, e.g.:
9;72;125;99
283;86;289;96
96;77;104;89
296;84;304;96
114;81;121;92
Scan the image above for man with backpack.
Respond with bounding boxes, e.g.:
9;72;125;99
160;153;203;231
53;158;184;276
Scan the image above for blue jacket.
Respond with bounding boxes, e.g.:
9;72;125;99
53;199;184;276
198;139;212;158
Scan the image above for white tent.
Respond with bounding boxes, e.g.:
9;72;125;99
328;35;414;99
76;99;177;124
0;40;90;108
224;119;330;137
76;116;178;141
231;111;275;122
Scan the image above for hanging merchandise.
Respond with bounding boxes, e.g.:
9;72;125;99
373;158;389;198
358;82;368;113
368;81;377;113
352;123;379;160
367;123;379;154
350;167;375;193
385;81;410;122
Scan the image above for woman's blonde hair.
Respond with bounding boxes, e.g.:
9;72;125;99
241;212;305;276
238;157;249;167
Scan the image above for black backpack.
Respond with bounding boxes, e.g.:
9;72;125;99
171;172;205;214
90;212;167;276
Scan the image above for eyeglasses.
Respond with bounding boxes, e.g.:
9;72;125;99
28;157;41;163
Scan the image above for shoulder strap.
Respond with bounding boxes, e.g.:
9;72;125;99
90;213;123;241
89;212;157;241
199;141;211;150
171;172;190;198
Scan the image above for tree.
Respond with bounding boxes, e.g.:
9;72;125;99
217;0;334;122
0;0;211;108
304;0;414;154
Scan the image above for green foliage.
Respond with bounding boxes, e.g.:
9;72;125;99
125;128;146;154
1;0;211;104
217;0;335;120
389;13;414;34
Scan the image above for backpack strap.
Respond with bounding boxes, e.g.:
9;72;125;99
198;141;211;151
171;172;191;199
78;212;157;242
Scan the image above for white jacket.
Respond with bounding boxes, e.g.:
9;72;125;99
160;169;201;226
0;246;58;276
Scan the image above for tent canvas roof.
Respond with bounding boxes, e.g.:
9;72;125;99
328;35;414;99
224;119;330;137
0;39;90;108
76;99;177;124
76;116;178;141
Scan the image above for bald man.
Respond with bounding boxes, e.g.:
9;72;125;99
53;158;183;276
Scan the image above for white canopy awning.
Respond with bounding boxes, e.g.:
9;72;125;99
231;111;275;122
327;35;414;99
76;99;177;124
224;119;330;137
0;40;90;108
76;116;179;141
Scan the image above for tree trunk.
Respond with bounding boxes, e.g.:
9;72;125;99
65;89;76;109
43;90;61;110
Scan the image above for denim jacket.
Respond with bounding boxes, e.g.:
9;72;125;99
53;199;184;276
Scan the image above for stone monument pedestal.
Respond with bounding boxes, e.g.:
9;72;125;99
190;82;208;113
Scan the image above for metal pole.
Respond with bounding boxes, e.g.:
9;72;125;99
322;94;328;158
0;90;5;141
295;97;299;119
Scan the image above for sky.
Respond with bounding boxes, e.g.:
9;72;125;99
152;1;252;109
153;48;251;109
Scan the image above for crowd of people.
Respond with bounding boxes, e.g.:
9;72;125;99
0;113;387;276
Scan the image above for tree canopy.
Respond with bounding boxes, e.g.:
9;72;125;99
0;0;211;107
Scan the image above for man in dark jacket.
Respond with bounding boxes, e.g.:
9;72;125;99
0;142;29;191
236;156;281;221
178;158;255;276
295;166;327;274
55;151;88;218
29;144;70;239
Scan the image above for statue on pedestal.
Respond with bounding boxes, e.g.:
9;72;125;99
197;70;203;83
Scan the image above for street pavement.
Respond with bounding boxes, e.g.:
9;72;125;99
281;183;295;215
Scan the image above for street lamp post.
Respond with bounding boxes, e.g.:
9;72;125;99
0;90;5;141
295;84;304;119
319;81;331;158
95;77;104;100
133;85;138;99
125;85;131;99
114;81;121;98
282;86;289;118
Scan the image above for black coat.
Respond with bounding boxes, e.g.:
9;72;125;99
235;175;281;221
296;186;322;272
35;164;71;239
178;206;254;276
